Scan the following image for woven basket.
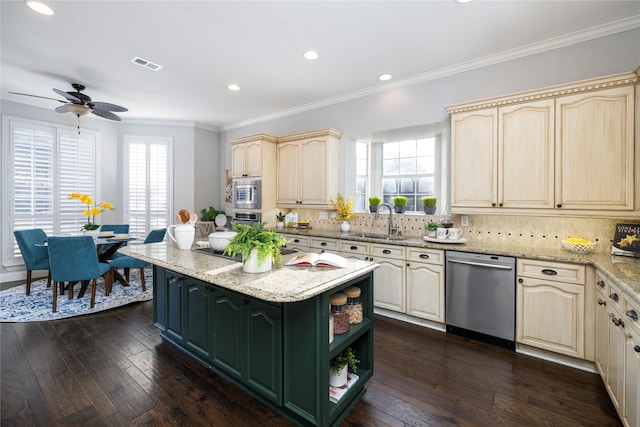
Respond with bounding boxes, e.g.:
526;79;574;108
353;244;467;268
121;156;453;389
561;240;597;254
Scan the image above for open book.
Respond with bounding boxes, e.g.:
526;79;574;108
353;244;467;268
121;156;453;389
285;252;348;268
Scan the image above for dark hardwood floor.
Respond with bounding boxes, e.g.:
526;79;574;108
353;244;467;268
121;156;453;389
1;301;621;426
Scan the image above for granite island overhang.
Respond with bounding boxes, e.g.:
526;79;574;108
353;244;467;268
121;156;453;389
119;242;379;427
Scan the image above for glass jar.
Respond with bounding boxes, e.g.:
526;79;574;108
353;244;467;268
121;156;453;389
328;303;334;344
343;286;363;324
330;293;350;334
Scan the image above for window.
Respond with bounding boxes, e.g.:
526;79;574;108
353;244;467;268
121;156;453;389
355;141;369;211
123;136;172;239
3;117;98;266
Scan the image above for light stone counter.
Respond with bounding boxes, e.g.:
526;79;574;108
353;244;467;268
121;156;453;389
119;242;378;303
278;228;640;305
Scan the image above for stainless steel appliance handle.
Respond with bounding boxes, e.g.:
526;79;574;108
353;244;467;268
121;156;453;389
447;258;513;270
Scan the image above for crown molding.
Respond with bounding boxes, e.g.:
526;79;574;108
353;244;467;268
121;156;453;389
221;15;640;131
121;118;220;132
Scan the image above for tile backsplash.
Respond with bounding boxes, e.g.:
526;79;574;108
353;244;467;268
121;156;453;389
287;209;633;253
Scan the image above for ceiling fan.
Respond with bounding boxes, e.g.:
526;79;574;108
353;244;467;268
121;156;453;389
9;83;128;121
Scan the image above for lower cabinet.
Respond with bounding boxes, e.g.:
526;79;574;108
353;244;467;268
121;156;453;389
406;248;445;323
516;259;586;358
623;327;640;427
153;266;374;427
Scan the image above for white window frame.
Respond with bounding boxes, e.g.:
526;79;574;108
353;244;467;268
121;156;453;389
2;115;99;267
122;135;173;239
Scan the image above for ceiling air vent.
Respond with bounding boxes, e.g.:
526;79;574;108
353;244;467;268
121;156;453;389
130;56;163;71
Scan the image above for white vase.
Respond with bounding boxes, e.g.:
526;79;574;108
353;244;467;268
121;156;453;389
83;229;101;238
243;248;272;273
276;221;284;229
329;365;348;387
340;221;351;233
167;224;195;250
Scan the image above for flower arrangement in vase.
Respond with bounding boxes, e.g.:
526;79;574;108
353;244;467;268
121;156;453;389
330;193;355;232
68;193;114;232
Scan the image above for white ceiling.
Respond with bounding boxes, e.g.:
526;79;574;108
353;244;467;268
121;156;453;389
1;1;639;130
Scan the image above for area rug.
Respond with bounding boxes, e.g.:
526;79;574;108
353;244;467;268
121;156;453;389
0;270;153;322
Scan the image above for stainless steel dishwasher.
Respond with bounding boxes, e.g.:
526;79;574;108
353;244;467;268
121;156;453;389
445;251;516;349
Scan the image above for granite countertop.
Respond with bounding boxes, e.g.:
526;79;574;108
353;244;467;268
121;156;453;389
278;228;640;305
118;242;378;303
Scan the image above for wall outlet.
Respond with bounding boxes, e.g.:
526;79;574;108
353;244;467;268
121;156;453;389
461;215;469;227
319;211;328;220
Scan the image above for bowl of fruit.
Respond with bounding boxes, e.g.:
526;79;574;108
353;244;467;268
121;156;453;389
561;237;597;254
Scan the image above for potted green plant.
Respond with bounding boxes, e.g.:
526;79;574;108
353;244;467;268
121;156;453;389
223;222;289;273
422;196;437;215
392;196;408;213
200;206;225;222
424;220;441;238
368;196;382;213
275;212;286;229
329;346;360;387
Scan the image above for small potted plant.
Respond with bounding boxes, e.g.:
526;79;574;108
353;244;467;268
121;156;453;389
329;346;360;387
368;196;382;213
422;196;437;215
424;220;441;238
392;196;408;213
224;222;289;273
275;212;286;229
200;206;225;222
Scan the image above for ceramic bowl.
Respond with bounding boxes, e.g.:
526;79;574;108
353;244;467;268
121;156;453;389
208;231;237;251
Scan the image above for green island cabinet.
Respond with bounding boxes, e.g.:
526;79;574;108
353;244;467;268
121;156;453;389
153;266;374;426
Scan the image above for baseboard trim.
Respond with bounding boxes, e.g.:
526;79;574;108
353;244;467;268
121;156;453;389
516;343;598;373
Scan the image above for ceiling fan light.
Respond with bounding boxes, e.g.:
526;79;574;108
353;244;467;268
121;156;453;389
25;1;54;15
65;103;90;116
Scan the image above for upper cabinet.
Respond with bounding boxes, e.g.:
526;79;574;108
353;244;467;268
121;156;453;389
447;69;638;216
276;128;342;207
230;134;278;178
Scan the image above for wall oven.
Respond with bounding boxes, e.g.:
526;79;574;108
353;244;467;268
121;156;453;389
233;211;261;225
233;179;261;210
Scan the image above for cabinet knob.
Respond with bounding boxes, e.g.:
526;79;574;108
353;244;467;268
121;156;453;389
518;278;524;283
350;246;358;250
419;254;429;259
321;242;327;246
597;280;605;288
498;202;503;207
611;317;624;327
635;345;640;353
491;202;496;207
556;204;562;208
541;269;558;276
294;239;300;243
597;298;606;306
383;249;391;254
609;293;619;302
626;310;638;320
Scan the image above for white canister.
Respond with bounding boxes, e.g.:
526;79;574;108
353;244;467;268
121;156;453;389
167;224;195;250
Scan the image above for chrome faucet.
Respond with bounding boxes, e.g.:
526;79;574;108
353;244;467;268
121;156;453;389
375;203;397;236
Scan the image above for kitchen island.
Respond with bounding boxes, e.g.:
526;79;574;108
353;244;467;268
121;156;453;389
119;242;378;427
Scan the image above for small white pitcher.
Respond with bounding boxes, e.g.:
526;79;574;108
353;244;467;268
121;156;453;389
167;224;195;250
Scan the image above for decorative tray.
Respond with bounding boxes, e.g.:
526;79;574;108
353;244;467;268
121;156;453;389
423;236;467;244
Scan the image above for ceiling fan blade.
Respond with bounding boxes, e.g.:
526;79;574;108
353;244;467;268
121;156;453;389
9;92;66;103
53;88;81;103
89;102;128;112
55;105;69;113
91;109;122;121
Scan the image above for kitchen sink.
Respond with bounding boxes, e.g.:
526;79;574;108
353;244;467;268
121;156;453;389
354;233;406;241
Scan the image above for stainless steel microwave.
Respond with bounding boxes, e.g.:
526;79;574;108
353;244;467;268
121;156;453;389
233;179;261;210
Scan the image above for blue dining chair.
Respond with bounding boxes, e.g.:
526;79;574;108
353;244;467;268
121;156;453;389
99;224;130;259
108;228;166;291
13;228;51;295
47;236;113;313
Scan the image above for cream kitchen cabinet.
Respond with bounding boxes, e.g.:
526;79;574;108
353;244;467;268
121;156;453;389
555;86;635;211
447;70;637;215
369;243;406;312
623;324;640;427
405;247;445;323
309;236;339;253
280;234;309;253
339;241;370;261
516;259;586;358
230;134;277;178
450;100;554;209
276;129;342;208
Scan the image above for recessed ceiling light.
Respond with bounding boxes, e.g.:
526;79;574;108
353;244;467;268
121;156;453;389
25;1;54;15
130;56;163;71
378;74;392;81
304;51;319;61
455;0;473;3
228;84;240;91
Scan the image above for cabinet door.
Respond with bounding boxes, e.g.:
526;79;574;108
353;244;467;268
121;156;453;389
606;304;625;412
299;138;328;205
231;143;247;177
406;262;444;322
276;141;299;204
153;266;167;329
623;329;640;427
555;86;634;210
450;109;498;207
244;141;262;177
165;271;184;343
372;257;405;312
516;278;585;358
498;100;554;209
211;290;244;380
245;300;282;404
595;293;610;377
185;280;213;360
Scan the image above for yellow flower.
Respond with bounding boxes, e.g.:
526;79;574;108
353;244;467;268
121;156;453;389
330;193;355;221
69;193;115;230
